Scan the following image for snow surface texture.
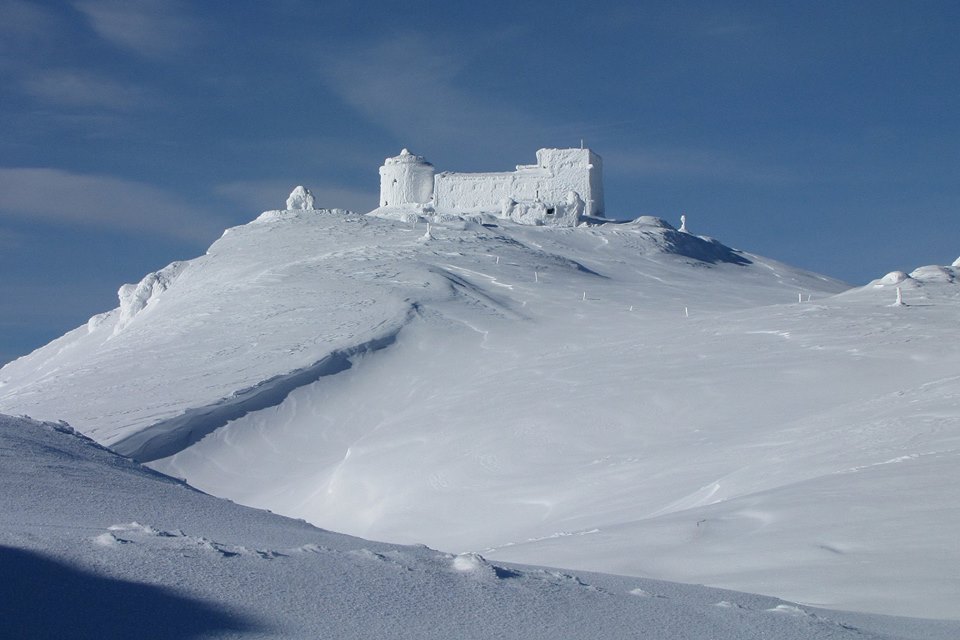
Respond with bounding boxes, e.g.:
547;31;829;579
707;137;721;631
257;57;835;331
3;209;959;620
3;414;957;640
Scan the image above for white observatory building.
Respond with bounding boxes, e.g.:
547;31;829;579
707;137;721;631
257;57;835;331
378;147;604;224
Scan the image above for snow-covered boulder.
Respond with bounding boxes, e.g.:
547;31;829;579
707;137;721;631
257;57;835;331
115;262;186;334
286;186;315;211
628;216;676;230
877;271;911;286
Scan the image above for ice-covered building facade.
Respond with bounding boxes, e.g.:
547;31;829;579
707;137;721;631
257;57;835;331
379;147;604;225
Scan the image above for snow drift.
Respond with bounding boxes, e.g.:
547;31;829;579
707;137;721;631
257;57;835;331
3;413;956;639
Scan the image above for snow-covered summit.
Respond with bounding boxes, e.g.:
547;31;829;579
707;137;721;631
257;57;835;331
0;209;840;454
3;204;960;620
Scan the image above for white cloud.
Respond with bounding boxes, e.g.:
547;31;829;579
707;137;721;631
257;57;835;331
0;0;58;42
22;70;146;109
0;0;62;71
73;0;199;58
215;180;377;215
318;34;548;156
0;168;227;242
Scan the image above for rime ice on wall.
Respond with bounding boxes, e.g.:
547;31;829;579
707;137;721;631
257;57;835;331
379;149;435;207
435;148;603;219
376;147;604;225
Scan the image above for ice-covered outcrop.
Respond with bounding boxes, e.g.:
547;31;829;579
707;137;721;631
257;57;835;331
115;261;187;334
910;265;956;283
877;271;910;285
624;216;752;265
868;263;959;289
286;186;315;211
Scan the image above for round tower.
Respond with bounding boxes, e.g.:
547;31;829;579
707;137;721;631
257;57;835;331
379;149;435;207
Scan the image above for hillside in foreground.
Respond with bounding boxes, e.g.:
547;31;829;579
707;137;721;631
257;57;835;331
3;413;958;639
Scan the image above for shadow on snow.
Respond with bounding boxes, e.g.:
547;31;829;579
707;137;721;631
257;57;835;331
0;546;263;640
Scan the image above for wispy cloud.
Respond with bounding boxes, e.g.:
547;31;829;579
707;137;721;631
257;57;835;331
0;168;227;242
0;0;63;71
318;34;548;157
604;147;794;184
215;180;377;215
0;4;152;116
73;0;199;59
22;69;146;109
0;0;59;43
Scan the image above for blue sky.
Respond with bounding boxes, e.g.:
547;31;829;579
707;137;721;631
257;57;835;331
1;0;959;364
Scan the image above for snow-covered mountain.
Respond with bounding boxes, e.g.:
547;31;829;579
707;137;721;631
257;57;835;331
3;205;958;622
8;413;957;639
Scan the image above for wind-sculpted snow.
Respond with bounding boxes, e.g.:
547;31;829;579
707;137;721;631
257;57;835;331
111;326;408;462
0;210;420;446
28;207;960;621
0;210;827;448
622;216;752;265
4;414;957;640
114;260;187;334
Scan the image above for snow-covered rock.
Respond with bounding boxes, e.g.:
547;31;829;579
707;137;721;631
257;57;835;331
285;185;315;210
875;270;911;286
115;261;186;334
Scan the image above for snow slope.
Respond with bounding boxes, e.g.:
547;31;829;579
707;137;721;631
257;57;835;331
0;211;841;452
3;207;958;620
10;413;956;640
11;416;960;639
